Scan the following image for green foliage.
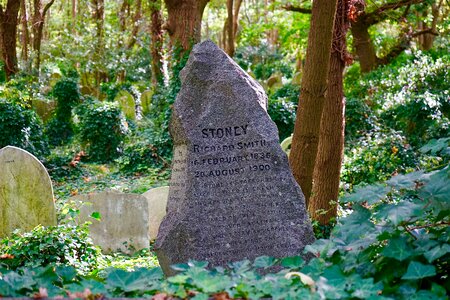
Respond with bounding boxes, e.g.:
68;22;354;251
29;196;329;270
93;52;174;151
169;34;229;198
46;78;81;146
342;129;418;187
0;224;100;274
0;99;48;158
267;84;299;140
235;45;293;80
77;99;128;162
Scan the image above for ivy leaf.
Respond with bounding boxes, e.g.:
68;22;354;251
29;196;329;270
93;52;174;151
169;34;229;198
378;201;422;226
387;171;425;189
281;256;304;269
420;138;450;155
106;268;153;292
419;168;450;211
424;244;450;263
351;278;383;299
381;237;414;261
402;261;436;280
253;256;277;268
341;184;389;205
56;266;77;283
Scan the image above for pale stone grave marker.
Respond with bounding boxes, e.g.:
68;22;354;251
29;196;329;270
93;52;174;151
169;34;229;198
141;90;153;116
32;99;57;123
142;186;170;240
115;90;136;120
155;41;315;275
0;146;57;238
73;191;149;254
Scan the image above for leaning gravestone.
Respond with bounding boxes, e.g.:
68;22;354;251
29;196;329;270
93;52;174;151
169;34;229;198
143;186;170;240
115;90;136;120
72;191;149;254
32;99;57;123
0;146;57;238
155;41;315;275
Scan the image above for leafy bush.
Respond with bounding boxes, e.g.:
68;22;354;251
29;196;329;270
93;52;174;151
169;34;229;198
77;99;128;162
0;224;100;274
267;84;299;140
342;129;418;187
46;78;80;146
0;99;48;158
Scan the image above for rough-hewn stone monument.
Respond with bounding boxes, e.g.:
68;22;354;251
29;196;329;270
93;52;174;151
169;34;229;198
73;191;149;254
155;41;315;275
143;186;170;240
0;146;57;238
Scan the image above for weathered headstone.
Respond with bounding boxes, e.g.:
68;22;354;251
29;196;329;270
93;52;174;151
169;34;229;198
155;41;315;275
292;72;302;85
267;73;282;90
32;99;57;123
142;186;169;240
0;146;57;238
115;90;136;120
141;90;153;116
72;191;149;254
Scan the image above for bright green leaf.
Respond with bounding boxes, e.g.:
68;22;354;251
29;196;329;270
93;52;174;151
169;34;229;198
402;261;436;280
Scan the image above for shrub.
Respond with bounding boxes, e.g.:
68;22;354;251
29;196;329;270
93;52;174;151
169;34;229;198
46;78;80;146
77;99;128;162
267;84;299;140
0;99;48;158
0;224;100;274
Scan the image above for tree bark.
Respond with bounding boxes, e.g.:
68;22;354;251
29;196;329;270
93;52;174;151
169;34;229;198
223;0;242;56
150;0;164;86
32;0;55;73
127;0;142;49
350;19;377;73
90;0;105;87
20;0;30;64
0;1;21;80
289;0;338;206
164;0;210;52
309;0;349;225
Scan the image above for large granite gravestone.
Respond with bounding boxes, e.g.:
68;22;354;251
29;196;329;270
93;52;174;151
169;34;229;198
72;191;149;254
155;41;315;275
0;146;57;238
143;186;170;240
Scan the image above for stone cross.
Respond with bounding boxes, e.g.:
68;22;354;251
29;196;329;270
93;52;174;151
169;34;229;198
155;41;315;275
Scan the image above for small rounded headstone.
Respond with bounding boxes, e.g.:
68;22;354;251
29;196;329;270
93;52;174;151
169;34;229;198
32;99;57;123
267;74;282;89
0;146;57;238
292;72;302;85
115;90;136;120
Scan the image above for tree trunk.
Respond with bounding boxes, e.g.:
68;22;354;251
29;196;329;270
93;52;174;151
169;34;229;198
351;19;377;73
289;0;338;206
0;0;21;80
309;0;349;225
32;0;55;73
20;0;30;65
418;1;442;50
150;0;164;86
91;0;105;88
224;0;242;56
164;0;210;52
127;0;142;49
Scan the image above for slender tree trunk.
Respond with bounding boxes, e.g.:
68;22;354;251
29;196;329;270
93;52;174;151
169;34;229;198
164;0;210;52
309;0;349;225
32;0;55;73
91;0;105;87
418;1;442;50
127;0;142;49
351;19;377;73
20;0;30;65
224;0;242;56
289;0;338;206
0;0;21;80
150;0;164;86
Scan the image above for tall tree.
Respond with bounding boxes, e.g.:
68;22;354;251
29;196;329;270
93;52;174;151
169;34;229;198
127;0;142;49
32;0;55;72
417;0;443;50
309;0;350;225
164;0;210;52
20;0;30;65
0;0;21;79
149;0;164;86
224;0;242;56
289;0;338;206
350;0;430;72
90;0;105;87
